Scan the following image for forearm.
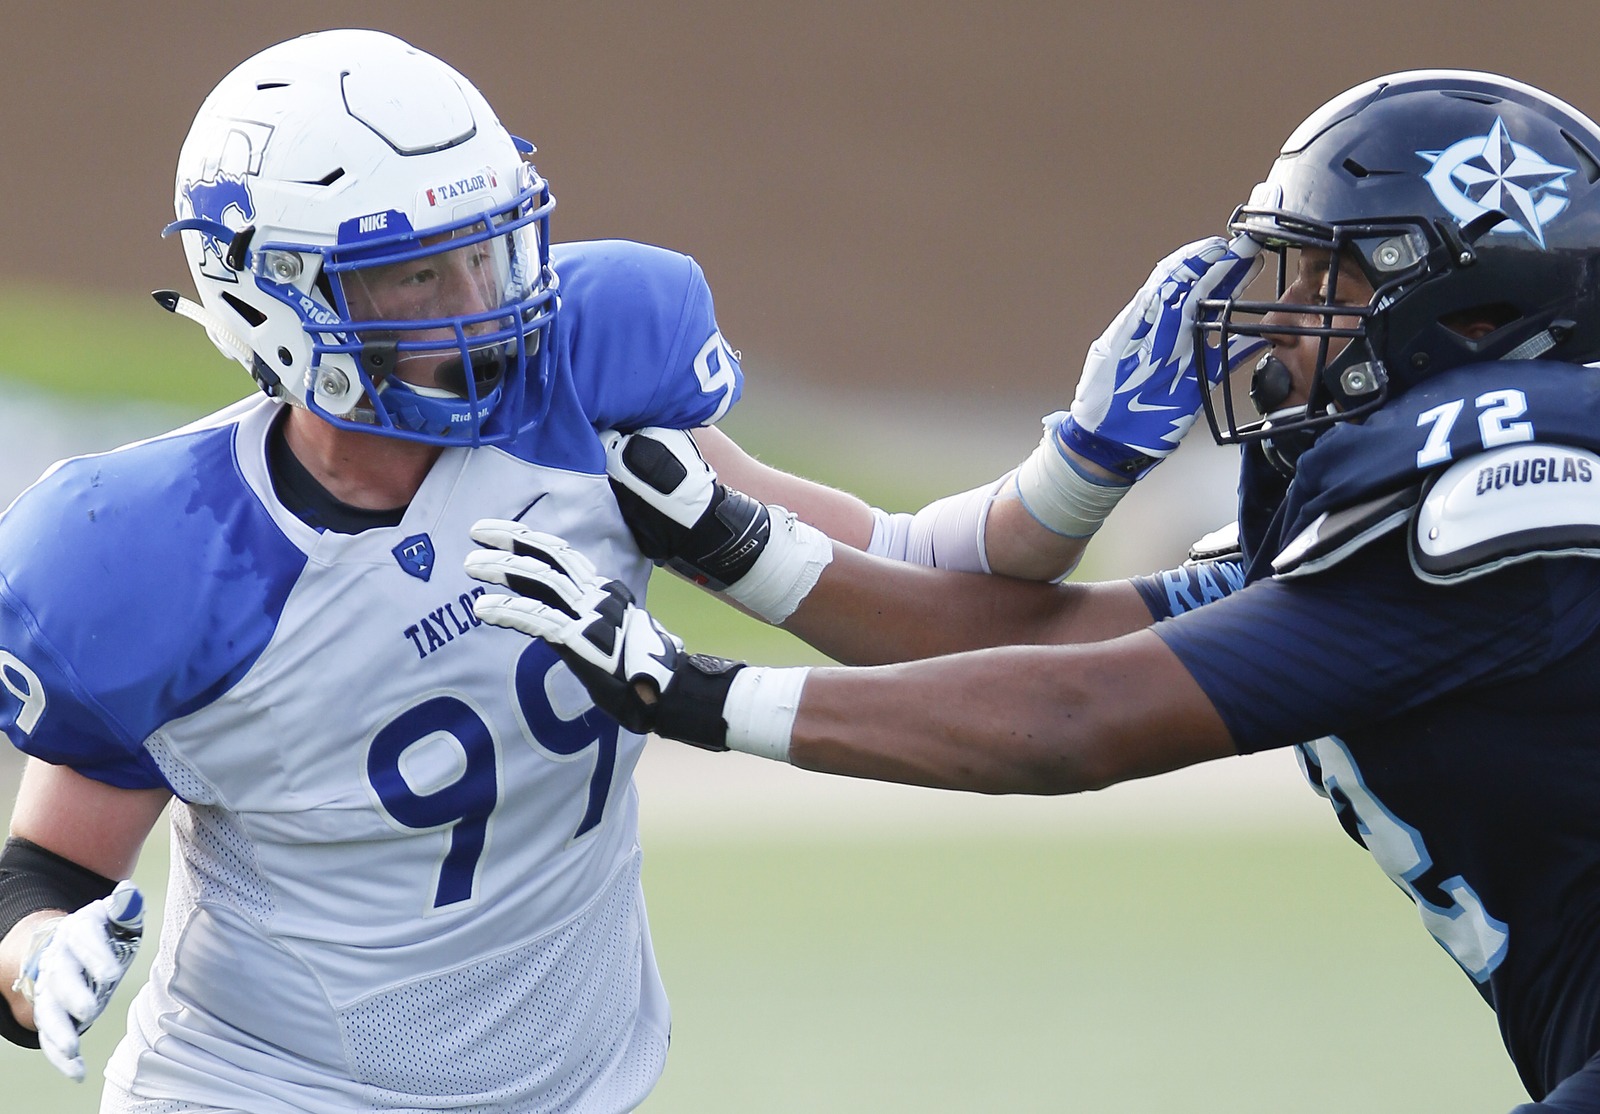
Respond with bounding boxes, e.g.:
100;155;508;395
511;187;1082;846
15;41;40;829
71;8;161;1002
694;425;875;549
981;485;1090;581
8;762;168;882
782;633;1236;792
780;544;1155;665
465;524;1238;790
0;762;166;1055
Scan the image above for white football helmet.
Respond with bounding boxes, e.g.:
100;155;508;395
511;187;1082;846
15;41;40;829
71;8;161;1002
164;29;557;445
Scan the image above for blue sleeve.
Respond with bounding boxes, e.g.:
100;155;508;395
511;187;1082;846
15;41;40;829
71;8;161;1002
0;587;169;790
1152;534;1600;751
551;240;744;432
0;425;307;791
1131;558;1247;620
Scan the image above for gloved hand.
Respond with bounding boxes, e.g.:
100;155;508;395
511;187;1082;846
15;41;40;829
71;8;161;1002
15;880;144;1082
601;428;832;624
601;427;771;591
1061;235;1264;477
464;520;743;749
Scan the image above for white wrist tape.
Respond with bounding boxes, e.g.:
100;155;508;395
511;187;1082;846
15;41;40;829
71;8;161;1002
723;666;810;762
1014;414;1133;538
724;507;833;624
866;476;1004;573
11;917;63;1005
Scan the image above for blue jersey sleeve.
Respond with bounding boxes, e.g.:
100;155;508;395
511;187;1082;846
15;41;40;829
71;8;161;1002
550;240;744;432
1153;534;1600;751
0;424;307;791
0;588;166;789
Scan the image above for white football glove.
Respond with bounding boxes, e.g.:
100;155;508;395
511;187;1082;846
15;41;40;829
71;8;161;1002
464;520;744;748
1062;235;1265;476
14;880;145;1082
602;428;831;624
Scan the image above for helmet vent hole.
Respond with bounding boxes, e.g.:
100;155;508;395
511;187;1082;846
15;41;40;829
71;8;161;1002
1561;130;1600;183
1343;158;1371;179
312;168;345;187
255;82;289;91
1440;90;1501;106
221;292;267;328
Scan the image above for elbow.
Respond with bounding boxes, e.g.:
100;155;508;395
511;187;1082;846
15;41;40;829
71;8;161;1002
956;735;1118;797
992;717;1143;797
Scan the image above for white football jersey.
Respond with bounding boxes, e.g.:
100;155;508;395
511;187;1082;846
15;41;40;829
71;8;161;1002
0;241;744;1112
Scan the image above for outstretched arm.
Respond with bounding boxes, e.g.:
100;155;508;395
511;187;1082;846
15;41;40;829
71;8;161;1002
699;424;1095;583
694;236;1261;583
600;428;1156;663
694;425;875;551
785;632;1234;793
778;544;1155;666
462;527;1234;793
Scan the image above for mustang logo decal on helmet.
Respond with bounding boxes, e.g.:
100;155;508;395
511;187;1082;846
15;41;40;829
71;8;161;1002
177;121;274;281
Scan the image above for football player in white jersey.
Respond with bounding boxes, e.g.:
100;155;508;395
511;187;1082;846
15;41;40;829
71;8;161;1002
0;25;1270;1110
0;27;906;1114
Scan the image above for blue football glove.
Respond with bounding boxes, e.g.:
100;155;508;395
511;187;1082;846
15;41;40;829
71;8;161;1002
1060;235;1264;477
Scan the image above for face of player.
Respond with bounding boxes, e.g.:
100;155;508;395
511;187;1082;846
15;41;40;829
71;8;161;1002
1257;247;1376;410
340;231;512;395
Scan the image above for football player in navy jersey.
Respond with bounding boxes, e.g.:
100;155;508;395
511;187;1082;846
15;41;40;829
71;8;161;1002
468;71;1600;1111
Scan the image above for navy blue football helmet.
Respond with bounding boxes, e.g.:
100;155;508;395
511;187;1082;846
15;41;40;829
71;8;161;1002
1197;70;1600;459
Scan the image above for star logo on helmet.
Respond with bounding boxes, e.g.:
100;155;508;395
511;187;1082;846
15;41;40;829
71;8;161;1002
1418;117;1576;248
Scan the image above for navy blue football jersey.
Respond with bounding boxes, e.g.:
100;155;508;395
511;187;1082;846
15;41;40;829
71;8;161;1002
1147;361;1600;1100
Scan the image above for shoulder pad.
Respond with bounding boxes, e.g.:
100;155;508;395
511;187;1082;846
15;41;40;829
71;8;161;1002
1411;443;1600;583
1187;521;1241;563
1272;484;1421;578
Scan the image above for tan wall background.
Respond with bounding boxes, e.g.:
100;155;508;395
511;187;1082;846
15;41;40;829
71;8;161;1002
0;14;1569;1108
4;0;1600;417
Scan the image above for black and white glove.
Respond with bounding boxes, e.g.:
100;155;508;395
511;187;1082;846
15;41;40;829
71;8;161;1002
602;427;767;589
14;881;144;1082
601;428;832;624
464;520;746;749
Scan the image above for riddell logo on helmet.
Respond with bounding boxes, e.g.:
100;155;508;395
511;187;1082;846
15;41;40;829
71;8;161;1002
296;294;340;327
425;171;495;206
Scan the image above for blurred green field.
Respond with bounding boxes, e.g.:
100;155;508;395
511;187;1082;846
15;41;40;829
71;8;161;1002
0;825;1529;1112
0;289;1531;1111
